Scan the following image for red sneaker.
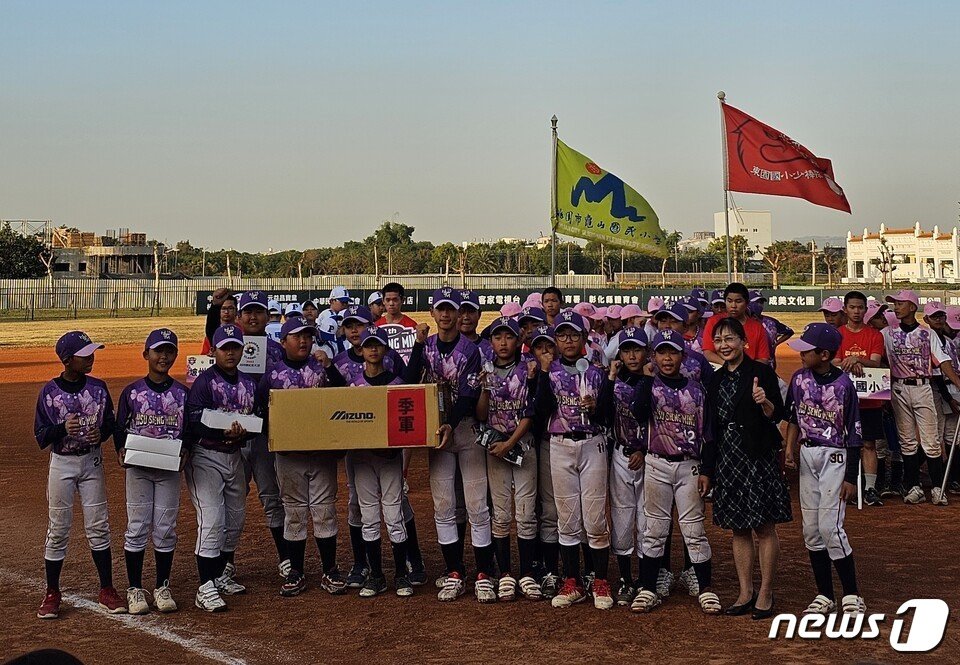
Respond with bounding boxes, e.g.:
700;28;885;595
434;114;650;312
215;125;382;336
98;586;128;614
592;578;614;610
551;577;586;608
38;588;62;619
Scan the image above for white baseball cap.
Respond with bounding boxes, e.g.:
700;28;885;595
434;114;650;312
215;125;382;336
267;299;282;315
367;291;384;306
329;286;351;302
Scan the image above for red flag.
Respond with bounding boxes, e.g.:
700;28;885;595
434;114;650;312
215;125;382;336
722;103;851;213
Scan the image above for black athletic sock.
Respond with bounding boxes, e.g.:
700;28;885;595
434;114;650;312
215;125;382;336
532;535;542;571
44;558;64;590
903;453;920;488
349;524;366;569
683;545;693;570
640;554;662;593
90;548;113;589
560;544;580;580
391;541;409;578
662;522;674;572
364;539;384;578
926;453;945;488
580;542;594;575
440;541;465;577
692;558;712;589
269;525;288;562
876;459;887;490
832;554;859;597
616;555;633;585
315;536;337;574
542;541;559;576
590;546;609;579
891;459;904;487
222;550;235;565
195;555;219;584
454;533;466;573
154;550;174;588
808;549;834;599
517;537;536;578
456;521;467;542
951;449;960;483
124;549;145;589
493;536;511;576
286;539;307;575
474;544;495;577
405;518;424;569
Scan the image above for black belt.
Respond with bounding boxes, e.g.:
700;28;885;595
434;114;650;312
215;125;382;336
892;377;930;386
563;431;597;441
54;445;100;457
800;440;822;448
649;452;695;463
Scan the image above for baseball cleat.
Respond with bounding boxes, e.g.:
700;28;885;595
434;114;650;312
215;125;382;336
497;574;517;602
699;591;722;614
280;571;307;597
863;487;883;506
903;486;927;504
475;573;497;603
931;487;949;506
195;581;227;613
540;572;559;599
278;559;292;580
551;577;586;608
434;575;448;589
153;582;177;613
948;481;960;496
437;572;466;602
346;564;369;588
319;569;348;595
678;567;700;597
583;572;596;595
408;563;427;587
98;587;128;614
656;569;674;598
126;587;150;615
37;588;62;620
222;561;238;580
592;578;614;610
881;484;903;499
630;589;661;613
359;574;388;598
395;576;414;597
841;594;866;615
802;594;837;615
616;578;634;606
518;576;543;601
214;571;246;596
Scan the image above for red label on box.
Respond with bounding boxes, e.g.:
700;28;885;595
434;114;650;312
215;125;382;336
387;388;427;447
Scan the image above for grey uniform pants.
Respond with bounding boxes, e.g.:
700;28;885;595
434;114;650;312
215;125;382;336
45;448;111;561
241;433;285;529
186;447;246;558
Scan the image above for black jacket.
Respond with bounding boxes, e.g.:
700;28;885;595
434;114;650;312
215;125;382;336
702;356;784;477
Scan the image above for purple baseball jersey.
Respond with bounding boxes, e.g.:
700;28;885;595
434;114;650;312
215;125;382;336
333;347;405;386
186;365;257;451
544;361;604;436
647;375;706;458
760;315;793;370
882;324;933;379
422;334;482;402
115;378;188;451
786;368;862;449
612;376;646;450
486;364;534;435
261;356;331;391
478;338;494;363
35;375;115;455
651;342;713;384
348;371;404;388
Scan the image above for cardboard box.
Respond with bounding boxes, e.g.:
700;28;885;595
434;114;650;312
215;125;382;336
848;367;891;400
201;409;264;434
268;384;441;452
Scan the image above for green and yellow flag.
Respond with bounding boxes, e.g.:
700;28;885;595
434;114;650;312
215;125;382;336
554;139;667;257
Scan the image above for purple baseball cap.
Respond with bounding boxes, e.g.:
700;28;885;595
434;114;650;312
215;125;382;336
710;289;725;304
518;306;546;325
213;324;245;348
237;291;269;311
615;326;649;352
681;296;703;313
885;289;919;307
787;322;842;353
359;326;389;347
530;325;556;346
652;329;685;352
431;287;460;309
280;318;315;339
56;331;104;363
923;300;946;317
818;297;844;313
489;316;521;337
458;290;480;311
654;301;690;322
690;288;709;306
341;305;373;325
144;328;178;352
554;309;587;333
749;289;767;303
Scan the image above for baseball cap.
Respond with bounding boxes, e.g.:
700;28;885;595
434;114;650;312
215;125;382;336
787;322;842;353
647;297;665;312
885;289;919;307
654;301;689;322
864;301;887;323
572;302;597;318
691;288;709;306
923;300;946;317
818;297;844;313
212;324;245;348
237;291;268;311
431;287;460;309
267;299;282;315
518;306;546;325
489;316;521;337
589;306;607;321
367;291;384;306
500;301;523;318
884;311;900;328
144;328;178;352
710;289;725;304
280;318;315;339
284;302;303;318
523;293;543;308
619;304;646;321
359;326;389;347
458;290;480;311
946;306;960;331
301;299;319;310
555;310;587;333
329;286;351;303
530;325;555;346
56;331;104;363
607;305;623;319
614;326;649;353
749;290;767;303
316;315;338;341
341;305;373;325
681;296;702;313
652;329;685;352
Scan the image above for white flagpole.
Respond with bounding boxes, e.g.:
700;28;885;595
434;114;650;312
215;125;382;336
718;91;732;283
551;115;558;287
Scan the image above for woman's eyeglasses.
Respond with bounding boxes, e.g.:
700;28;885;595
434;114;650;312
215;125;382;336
713;335;740;346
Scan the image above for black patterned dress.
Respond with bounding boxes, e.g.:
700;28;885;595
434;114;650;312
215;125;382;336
711;366;792;530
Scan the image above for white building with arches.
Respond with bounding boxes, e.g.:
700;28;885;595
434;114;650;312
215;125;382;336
845;222;960;283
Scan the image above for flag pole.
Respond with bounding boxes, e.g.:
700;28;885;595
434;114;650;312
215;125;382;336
718;91;732;283
550;114;558;287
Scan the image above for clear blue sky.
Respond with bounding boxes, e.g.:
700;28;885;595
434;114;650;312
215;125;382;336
2;1;957;252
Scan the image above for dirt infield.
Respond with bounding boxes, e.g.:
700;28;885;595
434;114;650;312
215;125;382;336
1;340;958;664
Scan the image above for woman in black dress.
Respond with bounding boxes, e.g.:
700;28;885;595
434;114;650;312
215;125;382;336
700;317;791;620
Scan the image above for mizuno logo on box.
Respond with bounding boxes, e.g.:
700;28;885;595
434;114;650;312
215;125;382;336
330;411;375;422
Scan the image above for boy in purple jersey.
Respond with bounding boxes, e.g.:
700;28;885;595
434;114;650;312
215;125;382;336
477;317;542;602
532;310;613;610
653;302;715;385
346;327;415;598
783;323;866;616
749;291;794;371
405;287;494;603
255;318;348;598
35;331;124;619
185;324;258;612
115;328;188;615
628;330;719;615
597;327;652;606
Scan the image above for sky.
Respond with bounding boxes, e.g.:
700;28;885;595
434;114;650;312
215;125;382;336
1;1;958;253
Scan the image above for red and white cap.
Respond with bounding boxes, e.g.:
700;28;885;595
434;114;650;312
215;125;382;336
885;289;920;307
923;300;946;317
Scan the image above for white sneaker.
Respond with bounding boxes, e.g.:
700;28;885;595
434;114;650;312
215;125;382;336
126;587;149;615
841;594;866;615
215;571;247;596
903;486;927;504
475;574;497;603
278;559;292;579
434;575;448;589
223;561;237;579
551;577;586;608
932;487;949;506
153;582;177;613
678;567;700;597
195;581;227;613
803;594;837;615
630;588;661;613
437;572;466;601
497;574;517;601
656;568;674;598
518;576;543;601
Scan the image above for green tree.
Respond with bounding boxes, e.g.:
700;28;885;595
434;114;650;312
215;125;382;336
759;240;806;288
0;223;47;278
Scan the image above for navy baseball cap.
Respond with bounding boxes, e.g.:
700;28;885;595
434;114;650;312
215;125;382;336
682;296;704;313
518;306;546;325
280;318;315;339
432;287;460;309
652;329;685;352
56;331;104;363
710;289;725;304
144;328;178;352
691;288;709;306
489;316;521;337
341;305;373;325
654;301;690;322
530;325;556;346
213;324;245;348
458;290;480;311
788;322;842;353
237;291;269;311
554;309;587;333
614;326;649;354
750;290;766;303
359;326;389;347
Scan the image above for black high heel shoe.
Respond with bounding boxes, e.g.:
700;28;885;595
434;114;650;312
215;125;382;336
752;595;775;620
724;592;757;616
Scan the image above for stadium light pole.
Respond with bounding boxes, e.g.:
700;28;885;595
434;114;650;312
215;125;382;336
550;114;558;287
